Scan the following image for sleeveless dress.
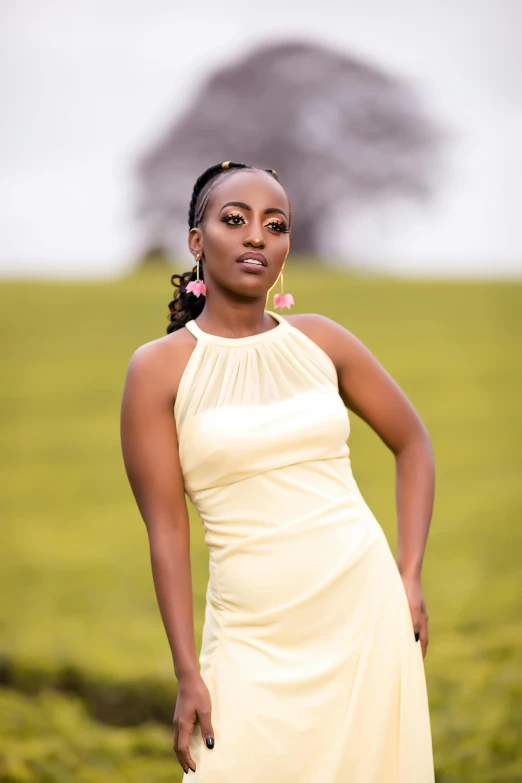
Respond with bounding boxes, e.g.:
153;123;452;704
174;309;435;783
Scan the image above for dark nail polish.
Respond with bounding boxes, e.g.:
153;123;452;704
414;631;420;642
206;737;215;749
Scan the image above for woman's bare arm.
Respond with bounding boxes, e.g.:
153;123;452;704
292;313;435;578
120;338;216;772
288;312;434;656
120;339;199;681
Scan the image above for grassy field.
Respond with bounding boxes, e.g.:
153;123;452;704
1;264;521;782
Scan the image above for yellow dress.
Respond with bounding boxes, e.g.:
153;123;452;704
175;309;434;782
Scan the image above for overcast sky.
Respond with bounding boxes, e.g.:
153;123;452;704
1;0;521;278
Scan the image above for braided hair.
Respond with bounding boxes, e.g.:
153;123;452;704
167;161;281;334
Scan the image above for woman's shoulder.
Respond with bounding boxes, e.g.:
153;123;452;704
124;326;197;391
284;311;332;331
283;312;365;369
283;311;352;341
129;325;193;362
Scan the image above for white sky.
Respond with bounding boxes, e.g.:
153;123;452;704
1;0;521;278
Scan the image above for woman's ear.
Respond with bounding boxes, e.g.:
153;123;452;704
188;227;203;259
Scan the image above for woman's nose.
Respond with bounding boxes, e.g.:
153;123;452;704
246;239;264;249
245;230;265;248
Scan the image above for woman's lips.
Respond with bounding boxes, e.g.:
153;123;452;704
235;252;268;274
236;259;267;273
235;252;268;266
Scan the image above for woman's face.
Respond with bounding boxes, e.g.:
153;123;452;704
189;169;291;301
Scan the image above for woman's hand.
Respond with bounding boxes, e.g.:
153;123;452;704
173;671;215;775
401;574;429;659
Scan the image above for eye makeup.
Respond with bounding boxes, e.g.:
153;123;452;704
220;212;290;233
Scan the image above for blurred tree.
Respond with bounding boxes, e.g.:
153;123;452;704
135;40;444;264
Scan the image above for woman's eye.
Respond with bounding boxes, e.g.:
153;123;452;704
221;214;289;232
267;221;289;233
222;213;245;226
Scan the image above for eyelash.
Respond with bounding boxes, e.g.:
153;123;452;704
221;212;290;233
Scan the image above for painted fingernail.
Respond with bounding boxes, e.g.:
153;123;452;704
206;737;215;749
415;631;420;642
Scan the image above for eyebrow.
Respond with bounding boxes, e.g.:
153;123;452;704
219;201;288;220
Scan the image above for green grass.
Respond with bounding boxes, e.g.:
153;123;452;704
0;688;175;783
1;263;521;781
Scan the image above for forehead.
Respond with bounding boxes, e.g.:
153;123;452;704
208;169;289;212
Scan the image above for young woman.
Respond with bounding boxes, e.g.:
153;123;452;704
120;161;435;782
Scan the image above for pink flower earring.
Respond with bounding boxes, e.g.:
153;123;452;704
273;269;294;310
186;254;207;297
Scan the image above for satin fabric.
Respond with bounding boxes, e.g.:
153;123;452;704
174;310;434;782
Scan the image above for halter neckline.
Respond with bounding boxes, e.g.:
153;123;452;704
184;309;288;346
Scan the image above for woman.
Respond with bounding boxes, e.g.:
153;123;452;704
120;161;435;782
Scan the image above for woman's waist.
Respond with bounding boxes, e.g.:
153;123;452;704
203;487;381;562
194;458;369;530
205;505;384;619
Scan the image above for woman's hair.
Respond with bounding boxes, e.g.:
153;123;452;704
167;161;281;334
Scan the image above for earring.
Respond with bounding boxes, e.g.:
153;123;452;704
186;254;207;297
273;269;294;310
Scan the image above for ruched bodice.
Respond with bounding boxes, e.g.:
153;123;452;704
174;309;434;783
